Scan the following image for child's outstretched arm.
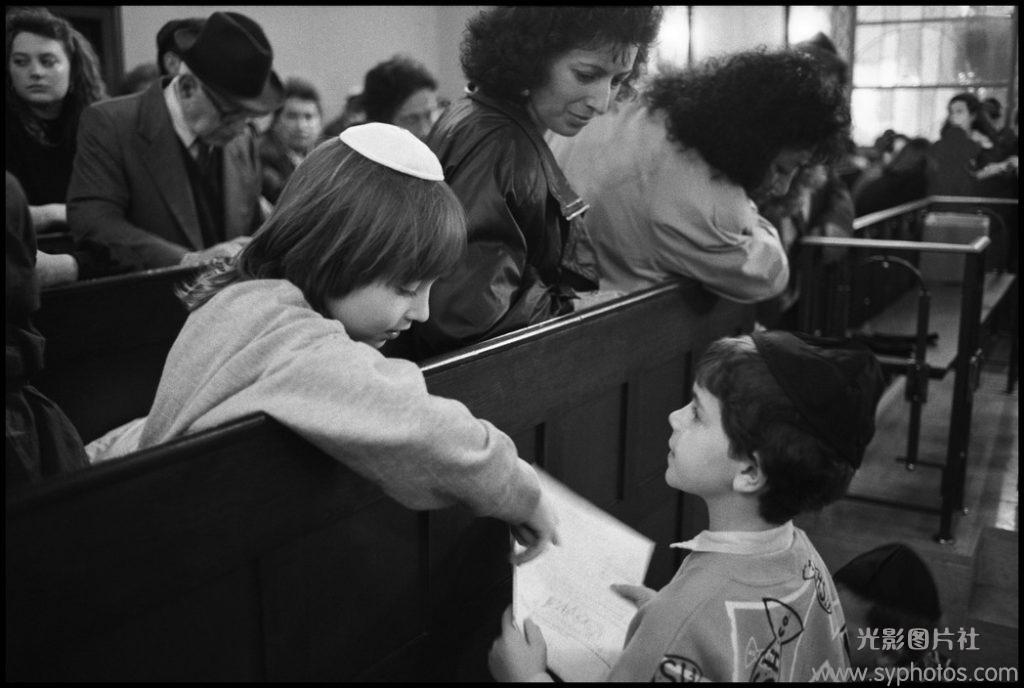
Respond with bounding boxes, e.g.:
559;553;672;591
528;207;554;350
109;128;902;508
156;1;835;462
488;605;552;682
511;489;560;565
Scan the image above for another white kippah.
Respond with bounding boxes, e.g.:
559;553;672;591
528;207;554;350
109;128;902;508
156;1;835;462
338;122;444;181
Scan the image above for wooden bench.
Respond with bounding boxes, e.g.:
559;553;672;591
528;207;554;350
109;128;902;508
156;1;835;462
798;196;1018;543
32;265;201;443
8;281;753;681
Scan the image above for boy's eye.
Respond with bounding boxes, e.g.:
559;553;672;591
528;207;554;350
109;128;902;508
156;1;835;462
574;70;598;84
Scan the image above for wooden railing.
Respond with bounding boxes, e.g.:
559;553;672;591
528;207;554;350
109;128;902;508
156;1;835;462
797;195;1018;543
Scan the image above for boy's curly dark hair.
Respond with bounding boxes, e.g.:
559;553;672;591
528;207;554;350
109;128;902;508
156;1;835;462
646;49;851;196
695;336;855;524
460;6;663;104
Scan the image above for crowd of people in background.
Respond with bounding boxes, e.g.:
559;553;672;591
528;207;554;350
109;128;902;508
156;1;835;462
6;2;1019;475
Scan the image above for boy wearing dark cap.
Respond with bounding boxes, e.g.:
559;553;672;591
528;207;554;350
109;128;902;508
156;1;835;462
490;331;885;682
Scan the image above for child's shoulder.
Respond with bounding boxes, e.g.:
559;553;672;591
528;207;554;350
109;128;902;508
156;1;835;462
191;279;330;336
202;279;309;316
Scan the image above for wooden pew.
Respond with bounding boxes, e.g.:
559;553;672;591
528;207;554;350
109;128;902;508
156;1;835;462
797;196;1018;543
32;265;201;443
7;281;753;681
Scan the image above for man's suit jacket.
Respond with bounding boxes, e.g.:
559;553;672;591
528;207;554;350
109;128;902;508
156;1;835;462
67;79;262;272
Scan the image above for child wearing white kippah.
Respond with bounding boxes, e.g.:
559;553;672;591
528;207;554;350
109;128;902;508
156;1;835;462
132;123;557;563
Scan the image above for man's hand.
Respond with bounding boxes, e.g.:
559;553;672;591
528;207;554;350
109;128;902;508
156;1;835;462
180;236;252;267
611;582;657;608
35;250;79;287
29;203;67;231
511;490;559;565
488;605;551;682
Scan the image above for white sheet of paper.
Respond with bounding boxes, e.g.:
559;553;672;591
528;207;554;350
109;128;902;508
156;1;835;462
513;470;655;682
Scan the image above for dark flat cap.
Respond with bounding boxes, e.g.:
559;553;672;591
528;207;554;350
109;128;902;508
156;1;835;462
156;17;204;56
834;543;942;623
752;330;884;469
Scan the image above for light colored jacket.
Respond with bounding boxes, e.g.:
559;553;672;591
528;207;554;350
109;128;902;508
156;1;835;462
139;279;540;520
549;98;789;304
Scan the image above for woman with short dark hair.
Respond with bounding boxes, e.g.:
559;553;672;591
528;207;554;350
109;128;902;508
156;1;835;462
362;54;438;141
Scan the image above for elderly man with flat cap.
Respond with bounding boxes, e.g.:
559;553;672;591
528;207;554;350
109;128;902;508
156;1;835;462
67;11;283;273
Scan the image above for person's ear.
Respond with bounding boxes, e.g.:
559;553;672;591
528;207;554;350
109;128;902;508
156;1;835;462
732;452;767;494
178;72;199;100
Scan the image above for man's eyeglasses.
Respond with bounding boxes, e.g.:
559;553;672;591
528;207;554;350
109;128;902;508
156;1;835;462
204;85;257;122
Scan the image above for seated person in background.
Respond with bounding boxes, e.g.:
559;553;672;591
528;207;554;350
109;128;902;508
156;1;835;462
361;54;439;142
5;7;117;284
114;124;557;563
993;104;1018;160
852;137;930;217
549;48;850;304
258;77;323;204
6;172;89;486
399;6;664;360
321;88;366;139
834;543;953;670
490;331;885;682
116;62;160;96
5;8;106;235
928;92;1016;197
155;16;203;77
67;12;282;273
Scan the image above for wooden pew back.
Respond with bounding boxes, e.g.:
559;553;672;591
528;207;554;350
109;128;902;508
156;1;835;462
7;282;752;681
33;265;201;442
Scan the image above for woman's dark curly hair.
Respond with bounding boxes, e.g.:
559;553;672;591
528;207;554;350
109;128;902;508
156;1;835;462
5;7;107;146
695;336;855;524
460;6;663;104
646;48;851;196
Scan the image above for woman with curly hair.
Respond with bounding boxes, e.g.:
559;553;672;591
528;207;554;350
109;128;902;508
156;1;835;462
5;7;107;233
550;48;851;304
398;6;663;360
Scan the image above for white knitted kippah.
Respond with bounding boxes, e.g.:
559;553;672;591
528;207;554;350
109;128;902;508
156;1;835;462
338;122;444;181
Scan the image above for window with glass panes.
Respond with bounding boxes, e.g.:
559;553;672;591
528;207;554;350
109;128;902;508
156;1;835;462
850;6;1018;146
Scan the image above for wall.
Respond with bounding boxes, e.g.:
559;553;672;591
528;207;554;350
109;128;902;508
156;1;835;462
120;5;483;122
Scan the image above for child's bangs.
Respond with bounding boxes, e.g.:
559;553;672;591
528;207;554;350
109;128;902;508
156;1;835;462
379;176;467;287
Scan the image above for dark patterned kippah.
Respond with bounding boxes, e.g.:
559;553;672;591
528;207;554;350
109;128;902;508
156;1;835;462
834;543;942;622
751;330;884;469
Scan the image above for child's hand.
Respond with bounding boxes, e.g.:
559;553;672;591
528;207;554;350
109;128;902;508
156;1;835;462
611;583;656;608
488;605;550;682
511;490;560;565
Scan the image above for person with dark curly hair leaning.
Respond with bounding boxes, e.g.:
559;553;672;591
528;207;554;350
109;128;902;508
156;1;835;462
548;48;851;306
393;6;663;360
